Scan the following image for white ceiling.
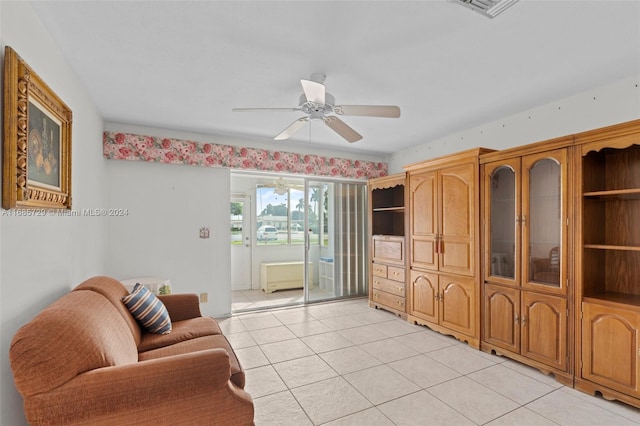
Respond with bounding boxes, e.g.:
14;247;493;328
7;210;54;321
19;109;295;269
29;0;640;156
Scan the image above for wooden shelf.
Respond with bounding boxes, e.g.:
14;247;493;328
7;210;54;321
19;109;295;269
583;293;640;309
584;244;640;252
370;173;406;237
583;188;640;200
372;206;404;212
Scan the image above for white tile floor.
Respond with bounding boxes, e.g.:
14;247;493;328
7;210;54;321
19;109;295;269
217;298;640;425
232;289;304;312
232;288;353;312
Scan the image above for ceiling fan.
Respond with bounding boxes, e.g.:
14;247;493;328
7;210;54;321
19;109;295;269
273;177;289;195
232;73;401;143
272;177;304;195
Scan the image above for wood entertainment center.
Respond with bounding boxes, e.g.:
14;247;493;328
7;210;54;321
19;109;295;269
368;118;640;408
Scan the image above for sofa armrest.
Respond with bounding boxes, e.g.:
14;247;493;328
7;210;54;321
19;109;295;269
24;349;254;425
157;293;202;321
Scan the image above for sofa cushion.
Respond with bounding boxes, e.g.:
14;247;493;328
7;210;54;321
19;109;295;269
138;334;245;388
138;316;222;352
10;291;138;397
123;283;172;334
73;276;143;346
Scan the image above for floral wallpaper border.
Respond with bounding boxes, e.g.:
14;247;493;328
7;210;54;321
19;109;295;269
103;132;387;179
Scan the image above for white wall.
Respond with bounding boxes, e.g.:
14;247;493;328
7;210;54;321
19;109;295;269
105;159;231;318
0;2;107;425
389;76;640;172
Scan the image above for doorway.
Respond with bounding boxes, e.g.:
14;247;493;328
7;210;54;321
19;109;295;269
230;196;251;291
230;172;368;312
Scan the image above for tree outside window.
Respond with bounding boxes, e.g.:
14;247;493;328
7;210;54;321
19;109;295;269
255;184;326;246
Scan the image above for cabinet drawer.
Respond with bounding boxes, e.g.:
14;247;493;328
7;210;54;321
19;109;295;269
372;289;405;310
387;266;405;282
373;276;405;297
372;263;388;278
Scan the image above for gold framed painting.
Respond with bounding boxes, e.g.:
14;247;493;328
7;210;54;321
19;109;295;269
3;46;72;210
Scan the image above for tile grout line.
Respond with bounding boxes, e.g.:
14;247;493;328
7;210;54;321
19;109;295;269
239;298;632;425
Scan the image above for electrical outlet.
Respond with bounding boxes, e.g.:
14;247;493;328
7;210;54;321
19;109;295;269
199;227;210;239
200;292;208;303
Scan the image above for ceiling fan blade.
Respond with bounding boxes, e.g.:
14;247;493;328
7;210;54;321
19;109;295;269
323;116;362;143
301;79;325;105
334;105;401;118
274;117;309;140
232;107;300;112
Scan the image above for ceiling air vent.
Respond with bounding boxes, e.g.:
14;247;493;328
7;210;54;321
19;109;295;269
450;0;519;18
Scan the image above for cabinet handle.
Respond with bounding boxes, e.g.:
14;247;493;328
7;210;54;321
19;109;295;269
514;315;519;323
398;286;403;291
434;234;445;254
521;316;527;326
521;215;527;226
434;293;440;302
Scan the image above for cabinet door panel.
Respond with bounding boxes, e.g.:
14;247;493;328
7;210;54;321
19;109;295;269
440;164;475;276
440;274;476;336
410;172;437;237
410;172;437;270
440;242;472;274
412;238;437;271
521;291;567;370
582;302;640;397
484;284;520;353
373;237;405;265
409;270;438;323
483;158;521;286
522;149;568;295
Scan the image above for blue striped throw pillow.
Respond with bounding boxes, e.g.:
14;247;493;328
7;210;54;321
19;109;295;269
122;283;172;334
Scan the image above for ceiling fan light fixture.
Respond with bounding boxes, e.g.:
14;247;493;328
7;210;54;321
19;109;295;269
299;92;335;114
451;0;519;18
273;177;288;195
233;74;400;143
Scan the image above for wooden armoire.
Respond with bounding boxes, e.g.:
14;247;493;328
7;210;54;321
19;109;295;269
479;137;574;385
404;148;492;349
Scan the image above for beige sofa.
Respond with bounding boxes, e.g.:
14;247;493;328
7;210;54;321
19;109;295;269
10;276;254;425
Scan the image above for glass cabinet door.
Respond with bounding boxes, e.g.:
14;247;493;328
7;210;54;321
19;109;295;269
484;158;520;285
522;149;568;294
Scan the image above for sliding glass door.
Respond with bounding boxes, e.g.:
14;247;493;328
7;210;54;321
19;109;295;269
230;172;368;311
305;180;368;303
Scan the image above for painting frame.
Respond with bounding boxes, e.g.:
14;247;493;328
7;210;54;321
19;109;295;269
3;46;72;210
